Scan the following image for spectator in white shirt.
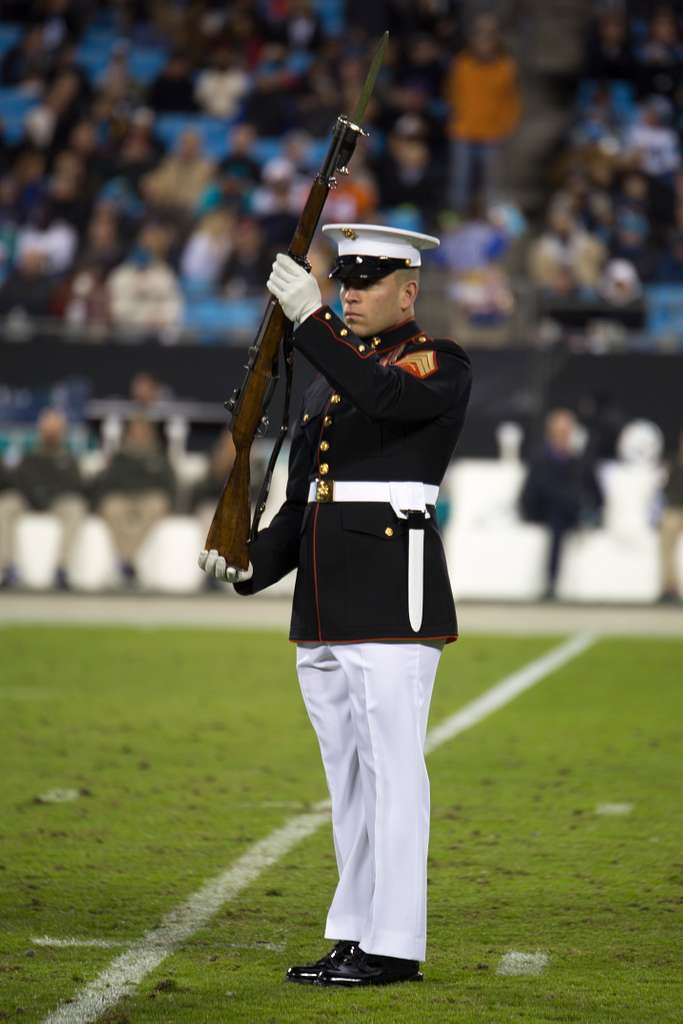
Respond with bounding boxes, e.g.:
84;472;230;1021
194;47;249;119
626;97;680;179
15;201;77;274
108;224;183;331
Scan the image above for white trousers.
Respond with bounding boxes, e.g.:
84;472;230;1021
296;641;442;962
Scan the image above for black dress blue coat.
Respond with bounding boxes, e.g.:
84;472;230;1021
234;306;472;644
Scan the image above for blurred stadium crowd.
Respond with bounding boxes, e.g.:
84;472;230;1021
531;0;683;347
0;0;524;342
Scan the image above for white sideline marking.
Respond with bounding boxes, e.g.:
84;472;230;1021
36;789;80;804
33;938;126;949
596;802;634;816
42;632;595;1024
497;951;549;976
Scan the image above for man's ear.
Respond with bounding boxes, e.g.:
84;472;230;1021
400;278;419;311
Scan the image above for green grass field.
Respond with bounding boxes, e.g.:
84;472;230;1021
1;626;682;1023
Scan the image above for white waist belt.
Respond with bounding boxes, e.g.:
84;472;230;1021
306;480;439;506
306;479;439;633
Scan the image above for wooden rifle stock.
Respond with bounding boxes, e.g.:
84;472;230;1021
205;121;364;569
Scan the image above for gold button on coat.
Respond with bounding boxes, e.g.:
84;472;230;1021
324;311;332;320
418;335;427;343
302;413;309;423
319;463;329;475
358;344;366;353
384;527;394;537
372;337;381;347
320;440;330;452
340;328;348;336
330;393;341;404
323;415;332;427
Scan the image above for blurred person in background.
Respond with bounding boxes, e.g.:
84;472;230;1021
0;24;53;87
654;228;683;282
190;429;236;541
609;209;655;281
24;70;86;155
141;129;215;215
216;123;261;206
0;248;57;318
93;416;175;584
146;52;197;113
0;461;23;587
597;257;643;307
0;176;18;276
271;0;324;54
372;115;440;227
15;199;77;274
242;42;305;135
636;6;683;100
46;149;92;234
660;428;683;602
445;13;521;212
129;371;172;411
585;7;636;81
220;216;271;299
107;222;183;332
250;157;300;247
521;408;603;598
109;108;163;193
76;206;124;271
194;45;249;119
529;198;606;298
181;208;236;291
624;96;680;222
12;149;48;223
11;408;88;589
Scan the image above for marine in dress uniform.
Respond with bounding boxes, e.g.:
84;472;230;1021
200;224;471;986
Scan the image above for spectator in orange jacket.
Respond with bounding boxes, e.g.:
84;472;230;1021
445;14;521;212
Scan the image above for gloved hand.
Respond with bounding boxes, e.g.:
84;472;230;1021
267;253;321;326
198;549;254;584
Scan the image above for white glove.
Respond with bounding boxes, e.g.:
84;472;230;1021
198;549;254;584
266;253;321;325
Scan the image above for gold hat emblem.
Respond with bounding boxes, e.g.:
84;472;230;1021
342;227;358;240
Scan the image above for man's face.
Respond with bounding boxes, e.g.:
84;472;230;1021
340;271;416;337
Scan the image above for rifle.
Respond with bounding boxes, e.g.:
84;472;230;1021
205;31;388;570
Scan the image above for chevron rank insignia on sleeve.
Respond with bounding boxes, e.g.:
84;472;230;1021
395;350;438;379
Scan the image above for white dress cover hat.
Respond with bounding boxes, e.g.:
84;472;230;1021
322;223;440;281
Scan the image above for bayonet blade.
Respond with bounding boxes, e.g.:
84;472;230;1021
351;30;389;125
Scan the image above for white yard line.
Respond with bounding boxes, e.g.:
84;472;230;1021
33;938;126;949
42;632;595;1024
596;802;634;816
497;951;550;976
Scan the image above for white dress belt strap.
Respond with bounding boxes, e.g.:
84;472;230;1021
306;480;439;506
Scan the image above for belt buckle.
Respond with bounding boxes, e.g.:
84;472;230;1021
315;478;334;502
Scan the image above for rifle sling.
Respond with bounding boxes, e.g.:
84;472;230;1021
249;324;294;542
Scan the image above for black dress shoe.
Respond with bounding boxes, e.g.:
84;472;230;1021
318;946;423;986
286;940;359;984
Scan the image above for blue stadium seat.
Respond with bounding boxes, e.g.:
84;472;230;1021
646;285;683;347
183;296;262;342
0;23;20;57
0;87;39;143
129;46;167;85
314;0;345;36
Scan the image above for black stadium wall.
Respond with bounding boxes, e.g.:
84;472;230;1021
2;343;682;457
